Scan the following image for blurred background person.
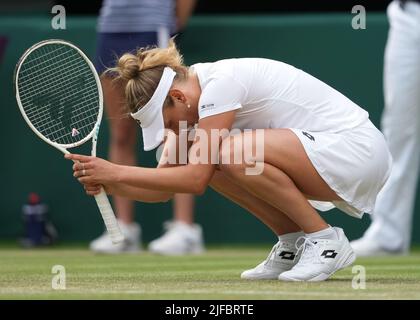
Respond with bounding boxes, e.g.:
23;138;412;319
351;0;420;256
92;0;203;255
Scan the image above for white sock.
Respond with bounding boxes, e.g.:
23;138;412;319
305;226;338;241
278;231;304;242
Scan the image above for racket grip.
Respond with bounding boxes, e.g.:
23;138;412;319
94;189;125;244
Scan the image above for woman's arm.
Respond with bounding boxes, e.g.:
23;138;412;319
96;183;173;203
67;110;236;195
118;163;212;194
79;130;185;202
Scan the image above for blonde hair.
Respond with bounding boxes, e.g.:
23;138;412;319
107;39;188;113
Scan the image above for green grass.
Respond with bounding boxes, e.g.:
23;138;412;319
0;245;420;299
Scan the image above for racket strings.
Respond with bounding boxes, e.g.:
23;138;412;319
17;43;100;146
20;51;97;143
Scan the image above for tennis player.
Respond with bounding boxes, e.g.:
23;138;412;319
67;41;392;281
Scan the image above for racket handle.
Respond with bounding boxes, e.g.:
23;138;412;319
94;189;125;244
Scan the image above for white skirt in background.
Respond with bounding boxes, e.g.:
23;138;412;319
290;120;393;218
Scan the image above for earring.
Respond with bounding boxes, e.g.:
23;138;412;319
187;104;191;108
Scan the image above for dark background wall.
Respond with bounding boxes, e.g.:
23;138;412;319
50;0;393;14
0;2;418;245
0;0;393;14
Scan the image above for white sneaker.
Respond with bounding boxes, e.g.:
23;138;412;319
350;236;406;257
241;240;299;280
89;221;141;254
148;221;204;255
279;227;356;282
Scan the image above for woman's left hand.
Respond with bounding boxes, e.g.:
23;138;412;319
65;153;120;185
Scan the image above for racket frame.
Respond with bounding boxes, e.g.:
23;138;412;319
15;39;124;244
15;39;103;151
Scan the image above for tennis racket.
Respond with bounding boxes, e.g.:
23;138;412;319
14;39;124;244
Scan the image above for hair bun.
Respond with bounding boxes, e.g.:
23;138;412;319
105;37;187;114
116;53;140;80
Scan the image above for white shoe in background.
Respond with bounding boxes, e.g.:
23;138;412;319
148;221;204;255
350;236;406;257
89;221;141;254
279;227;356;282
241;240;299;280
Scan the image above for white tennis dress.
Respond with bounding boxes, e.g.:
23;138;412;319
191;58;392;218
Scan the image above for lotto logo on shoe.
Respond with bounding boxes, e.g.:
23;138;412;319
278;251;296;260
321;250;338;259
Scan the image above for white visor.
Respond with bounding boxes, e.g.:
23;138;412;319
130;67;176;151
